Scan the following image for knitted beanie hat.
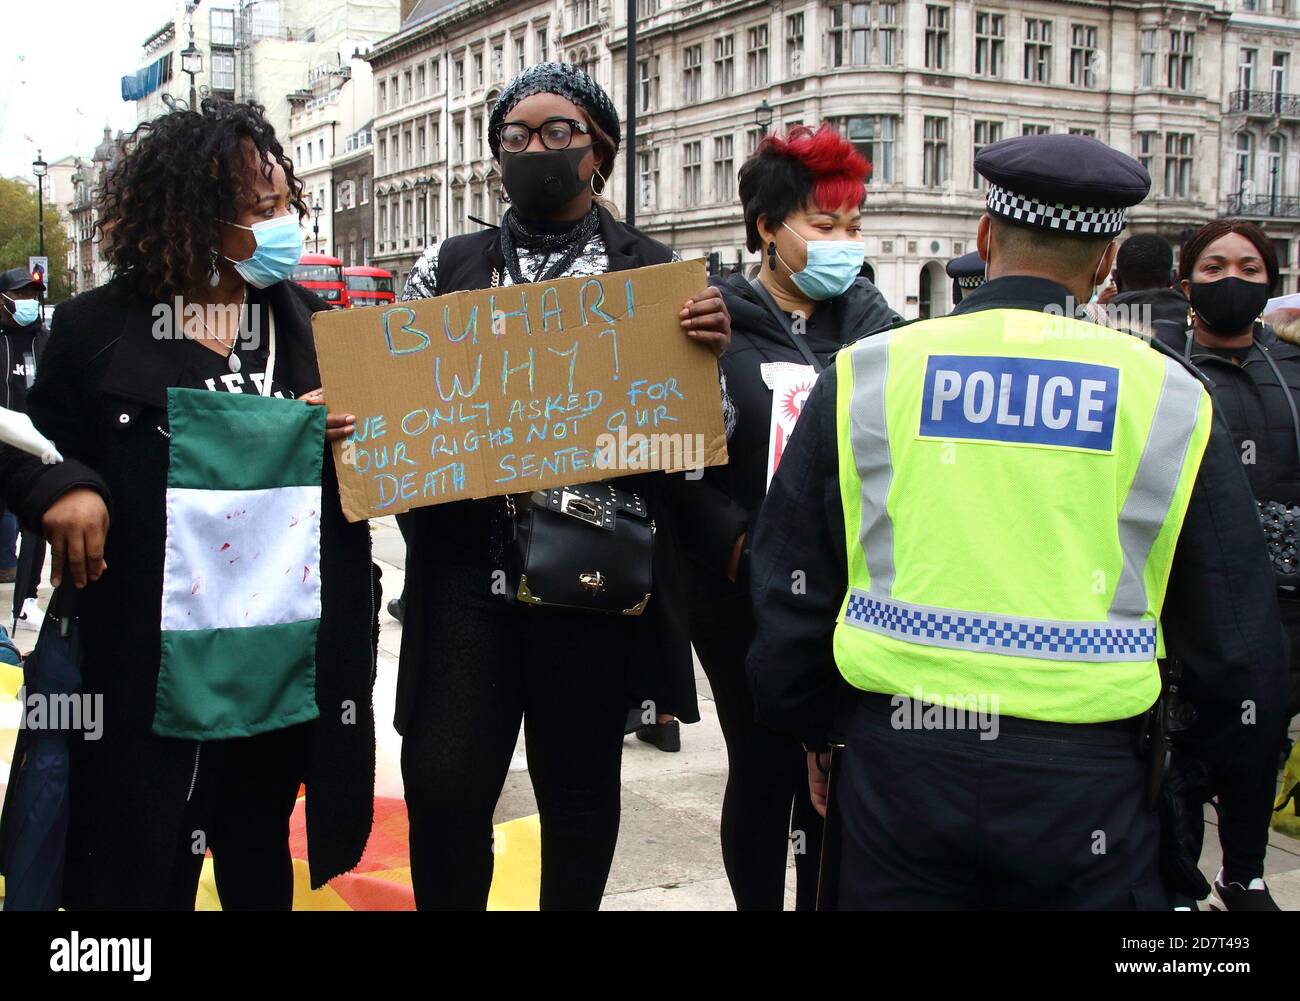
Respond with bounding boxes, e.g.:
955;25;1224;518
488;62;622;160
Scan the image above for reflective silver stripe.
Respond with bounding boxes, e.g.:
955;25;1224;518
1109;358;1203;620
844;588;1157;663
848;334;895;594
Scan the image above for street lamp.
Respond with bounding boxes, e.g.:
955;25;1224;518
312;203;323;254
754;99;774;137
32;151;47;318
415;176;433;249
181;40;203;112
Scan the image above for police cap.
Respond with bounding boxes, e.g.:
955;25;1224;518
945;250;986;305
974;134;1151;239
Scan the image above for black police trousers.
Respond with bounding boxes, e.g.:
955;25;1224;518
837;695;1168;910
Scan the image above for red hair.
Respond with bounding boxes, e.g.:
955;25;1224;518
758;124;870;212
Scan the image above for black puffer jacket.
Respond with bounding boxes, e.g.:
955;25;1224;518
678;273;899;584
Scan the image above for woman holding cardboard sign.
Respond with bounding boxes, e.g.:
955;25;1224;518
396;62;731;910
678;126;900;910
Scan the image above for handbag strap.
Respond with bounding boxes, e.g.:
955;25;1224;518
748;277;824;373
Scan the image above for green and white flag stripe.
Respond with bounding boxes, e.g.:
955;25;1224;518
153;388;326;740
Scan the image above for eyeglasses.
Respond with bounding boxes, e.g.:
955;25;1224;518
496;117;591;154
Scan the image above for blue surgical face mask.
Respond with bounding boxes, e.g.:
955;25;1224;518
221;214;303;289
3;294;40;327
781;223;865;300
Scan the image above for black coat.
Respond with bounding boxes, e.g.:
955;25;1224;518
1155;321;1300;506
0;277;378;907
747;275;1288;872
679;273;899;588
394;205;701;728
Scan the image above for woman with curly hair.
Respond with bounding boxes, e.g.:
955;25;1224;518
0;99;378;909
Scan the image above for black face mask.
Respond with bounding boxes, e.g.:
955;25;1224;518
500;146;590;216
1189;276;1272;335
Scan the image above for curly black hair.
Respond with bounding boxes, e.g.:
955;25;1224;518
95;98;306;301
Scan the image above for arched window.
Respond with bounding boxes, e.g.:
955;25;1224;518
1234;132;1255;196
918;261;947;319
1267;134;1286;201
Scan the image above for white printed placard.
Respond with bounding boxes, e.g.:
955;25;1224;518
765;364;817;488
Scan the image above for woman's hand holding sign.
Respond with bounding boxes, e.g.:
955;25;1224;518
302;388;355;443
680;286;731;358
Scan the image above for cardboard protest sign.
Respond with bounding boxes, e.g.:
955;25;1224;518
313;259;729;522
761;362;817;488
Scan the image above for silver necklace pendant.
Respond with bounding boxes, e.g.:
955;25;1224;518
227;351;241;373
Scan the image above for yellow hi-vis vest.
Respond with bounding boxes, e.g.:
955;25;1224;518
832;308;1213;724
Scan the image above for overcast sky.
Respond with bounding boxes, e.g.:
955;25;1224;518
1;0;176;179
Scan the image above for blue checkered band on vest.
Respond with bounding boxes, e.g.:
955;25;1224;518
985;182;1128;237
844;591;1157;663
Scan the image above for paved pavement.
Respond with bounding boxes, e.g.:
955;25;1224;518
8;515;1297;910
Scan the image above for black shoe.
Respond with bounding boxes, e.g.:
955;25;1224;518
1210;878;1280;911
635;719;681;753
387;597;405;623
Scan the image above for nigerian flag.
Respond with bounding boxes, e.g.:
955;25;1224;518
152;388;326;740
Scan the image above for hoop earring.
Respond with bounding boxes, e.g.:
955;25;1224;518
767;242;778;271
590;168;606;196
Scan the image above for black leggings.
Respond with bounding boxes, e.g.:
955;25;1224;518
691;582;823;910
164;722;310;911
401;577;631;911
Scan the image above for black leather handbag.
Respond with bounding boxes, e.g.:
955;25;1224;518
507;482;655;615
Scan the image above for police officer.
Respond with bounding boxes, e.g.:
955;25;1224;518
945;250;985;306
745;133;1289;910
0;267;45;587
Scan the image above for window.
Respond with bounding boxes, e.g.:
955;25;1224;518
378;138;387;174
1167;30;1194;92
432;122;441;160
638;148;660;209
1272;52;1289;97
473;51;484;89
361;175;369;204
452;193;464;236
454;120;465;163
972;120;1002;188
537;27;549;63
828;4;870;68
319;138;325;161
786;13;804;76
1068;127;1097;138
1165;132;1193;198
715;36;735;96
1024;19;1052;83
638;56;660;113
212;52;235;91
1239;48;1256;94
378;80;387;111
471;191;483;221
925;6;949;71
570;0;594;29
1267;135;1286;200
1137;132;1156;178
746;127;763;155
417;64;426;97
418;126;427;163
403;131;412;169
747;25;769;87
432;57;443;93
1070;24;1097;88
1234;132;1255;193
361;237;369;264
390;76;398;105
474;116;484;159
454;59;465;96
684;45;703;103
295;144;302;165
974;12;1004;77
403;71;412;103
923;116;948;187
492;43;504;81
683;141;702;204
210;7;235;46
1022;122;1050;136
1139;29;1157;88
876;3;899;65
837;114;895;183
637;0;659;17
713;135;735;202
514;35;526;74
380;203;389;241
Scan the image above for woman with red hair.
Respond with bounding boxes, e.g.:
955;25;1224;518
680;124;899;909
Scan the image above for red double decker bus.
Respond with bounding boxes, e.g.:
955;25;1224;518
343;266;396;308
292;253;347;309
